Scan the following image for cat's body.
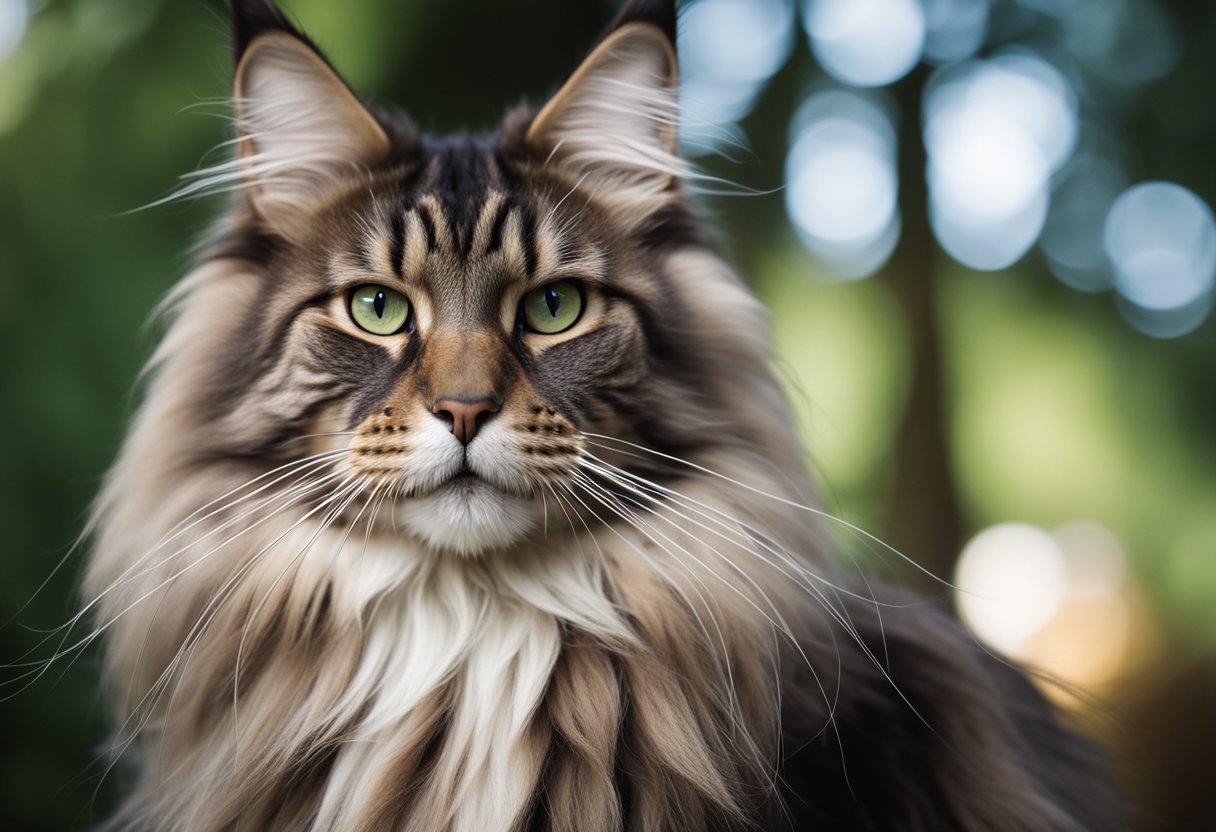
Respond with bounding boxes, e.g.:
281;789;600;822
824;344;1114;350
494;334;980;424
86;1;1121;829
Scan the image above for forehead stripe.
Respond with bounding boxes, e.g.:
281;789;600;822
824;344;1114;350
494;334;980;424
486;198;513;255
388;210;406;278
414;203;438;251
518;199;539;276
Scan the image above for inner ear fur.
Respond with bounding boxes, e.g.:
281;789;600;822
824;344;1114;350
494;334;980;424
523;22;682;219
232;30;390;229
526;22;679;154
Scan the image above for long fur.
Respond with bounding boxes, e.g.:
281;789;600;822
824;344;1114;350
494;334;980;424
80;2;1122;830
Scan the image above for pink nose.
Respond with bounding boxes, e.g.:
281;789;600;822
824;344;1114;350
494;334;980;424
432;397;500;445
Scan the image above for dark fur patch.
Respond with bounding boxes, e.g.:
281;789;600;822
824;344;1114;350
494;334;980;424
414;202;438;251
197;286;331;426
388;210;406;277
776;596;1124;831
344;333;422;425
522;326;635;426
428;137;493;256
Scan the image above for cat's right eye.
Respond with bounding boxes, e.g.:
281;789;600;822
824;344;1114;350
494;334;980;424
350;285;410;335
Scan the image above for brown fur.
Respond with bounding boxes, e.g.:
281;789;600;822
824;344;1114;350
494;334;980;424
82;2;1121;830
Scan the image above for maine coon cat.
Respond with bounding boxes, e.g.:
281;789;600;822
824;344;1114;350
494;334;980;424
84;0;1121;829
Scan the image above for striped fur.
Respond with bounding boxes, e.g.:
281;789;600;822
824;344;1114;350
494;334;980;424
84;1;1122;830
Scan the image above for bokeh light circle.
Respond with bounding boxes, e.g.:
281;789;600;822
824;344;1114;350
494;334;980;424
923;0;990;65
679;0;796;154
955;523;1070;658
1042;156;1127;293
803;0;926;88
1118;292;1214;340
0;0;29;62
1104;181;1216;313
786;91;900;278
1063;0;1179;85
924;52;1078;271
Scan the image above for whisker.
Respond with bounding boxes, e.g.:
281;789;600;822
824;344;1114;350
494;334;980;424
230;476;372;759
548;484;603;570
18;472;348;688
1;474;342;703
106;475;365;786
280;431;359;444
70;454;349;636
576;450;940;741
582;456;900;615
88;476;363;803
582;453;936;708
568;473;748;732
573;464;847;719
582;433;954;589
3;451;346;647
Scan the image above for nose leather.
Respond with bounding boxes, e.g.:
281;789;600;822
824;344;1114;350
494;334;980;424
432;398;500;445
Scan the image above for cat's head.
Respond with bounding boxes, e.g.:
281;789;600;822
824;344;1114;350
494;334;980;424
149;0;775;556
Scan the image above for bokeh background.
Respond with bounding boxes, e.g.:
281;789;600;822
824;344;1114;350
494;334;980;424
1;0;1213;828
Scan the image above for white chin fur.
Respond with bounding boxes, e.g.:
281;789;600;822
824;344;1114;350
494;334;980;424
395;477;539;555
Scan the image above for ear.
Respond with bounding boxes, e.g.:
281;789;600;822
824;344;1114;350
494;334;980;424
227;0;390;228
525;0;682;218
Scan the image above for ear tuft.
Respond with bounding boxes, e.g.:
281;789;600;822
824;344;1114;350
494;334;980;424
609;0;678;45
228;0;300;60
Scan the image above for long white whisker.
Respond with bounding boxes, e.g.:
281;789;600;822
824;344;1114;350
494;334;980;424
72;454;348;635
580;446;946;730
583;434;953;589
90;474;363;794
6;451;347;665
36;472;347;674
587;460;838;593
574;464;847;735
583;454;918;700
580;459;941;741
231;476;371;761
2;472;347;705
546;486;588;554
582;455;899;623
141;476;365;795
568;473;749;733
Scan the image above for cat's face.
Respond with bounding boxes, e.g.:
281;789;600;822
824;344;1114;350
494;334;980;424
192;10;696;554
254;148;659;554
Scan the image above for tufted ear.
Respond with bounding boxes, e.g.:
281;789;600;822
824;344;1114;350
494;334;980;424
525;0;682;219
226;0;390;228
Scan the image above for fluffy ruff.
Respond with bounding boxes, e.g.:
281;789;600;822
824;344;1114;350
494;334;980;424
82;255;1116;831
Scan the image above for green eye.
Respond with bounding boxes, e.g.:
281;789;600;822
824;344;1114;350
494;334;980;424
350;285;410;335
522;281;584;334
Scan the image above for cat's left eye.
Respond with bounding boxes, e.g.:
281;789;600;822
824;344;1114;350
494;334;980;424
350;285;410;335
521;281;584;335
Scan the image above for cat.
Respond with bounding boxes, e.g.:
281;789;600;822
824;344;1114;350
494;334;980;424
83;0;1123;829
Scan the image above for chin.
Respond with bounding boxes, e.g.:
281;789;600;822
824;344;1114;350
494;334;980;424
395;476;541;556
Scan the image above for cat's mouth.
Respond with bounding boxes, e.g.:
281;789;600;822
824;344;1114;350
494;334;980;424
429;455;536;500
394;468;542;554
432;462;498;494
441;469;483;490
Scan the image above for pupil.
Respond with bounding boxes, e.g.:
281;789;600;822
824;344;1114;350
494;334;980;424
545;288;561;318
373;290;386;319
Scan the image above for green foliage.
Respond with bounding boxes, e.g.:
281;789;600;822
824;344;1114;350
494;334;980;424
0;0;1212;828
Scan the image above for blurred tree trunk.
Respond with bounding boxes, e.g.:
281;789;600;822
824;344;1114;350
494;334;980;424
883;65;965;592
